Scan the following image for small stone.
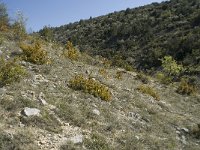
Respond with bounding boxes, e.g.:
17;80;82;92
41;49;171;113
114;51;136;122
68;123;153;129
181;135;187;145
0;87;6;94
22;107;40;117
181;128;189;133
92;103;97;108
21;90;36;100
48;104;56;110
68;135;83;144
58;134;62;138
33;74;48;84
128;112;141;119
39;140;46;145
86;70;90;75
20;61;27;66
39;98;47;105
92;109;100;116
64;123;70;126
135;135;140;140
71;94;77;99
19;122;25;128
38;92;47;105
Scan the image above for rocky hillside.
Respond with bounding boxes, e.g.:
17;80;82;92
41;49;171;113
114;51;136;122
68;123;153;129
0;1;200;149
44;0;200;75
0;30;200;150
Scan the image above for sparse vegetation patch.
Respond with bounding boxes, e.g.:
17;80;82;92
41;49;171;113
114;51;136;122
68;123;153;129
63;41;79;60
69;74;112;101
84;133;112;150
137;84;160;100
177;78;197;95
115;71;123;80
0;57;27;86
0;130;38;150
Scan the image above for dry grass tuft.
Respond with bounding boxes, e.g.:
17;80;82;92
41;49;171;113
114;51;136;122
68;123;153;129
137;84;160;100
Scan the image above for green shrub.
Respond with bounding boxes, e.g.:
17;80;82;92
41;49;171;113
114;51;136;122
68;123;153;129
177;78;197;95
160;56;184;77
63;41;79;60
39;25;53;41
112;55;134;71
20;41;51;65
156;56;185;84
0;58;27;86
155;72;172;84
137;84;160;100
69;74;112;101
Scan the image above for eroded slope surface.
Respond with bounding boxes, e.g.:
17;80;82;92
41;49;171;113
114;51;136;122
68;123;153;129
0;37;200;150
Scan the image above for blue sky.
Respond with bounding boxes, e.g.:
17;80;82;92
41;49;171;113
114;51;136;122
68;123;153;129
3;0;165;32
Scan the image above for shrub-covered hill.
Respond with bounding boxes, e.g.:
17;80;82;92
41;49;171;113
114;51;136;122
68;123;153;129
0;30;200;150
43;0;200;74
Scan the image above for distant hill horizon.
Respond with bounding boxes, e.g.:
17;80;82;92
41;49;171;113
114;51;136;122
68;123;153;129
39;0;200;77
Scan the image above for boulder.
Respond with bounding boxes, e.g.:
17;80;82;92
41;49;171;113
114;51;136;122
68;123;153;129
22;107;40;117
